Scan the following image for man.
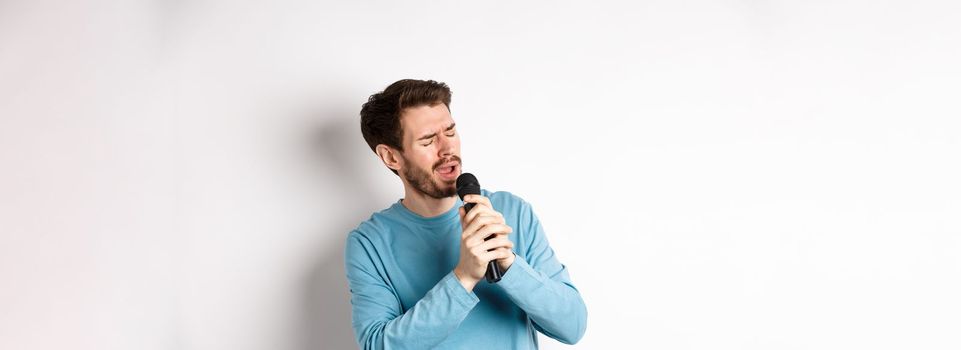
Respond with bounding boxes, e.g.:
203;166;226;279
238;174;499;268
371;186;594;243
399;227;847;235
345;79;587;349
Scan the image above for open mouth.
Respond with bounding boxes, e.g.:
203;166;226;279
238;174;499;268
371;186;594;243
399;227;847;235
435;162;460;179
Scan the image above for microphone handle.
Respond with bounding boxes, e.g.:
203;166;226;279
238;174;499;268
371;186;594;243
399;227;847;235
485;257;503;283
464;202;503;283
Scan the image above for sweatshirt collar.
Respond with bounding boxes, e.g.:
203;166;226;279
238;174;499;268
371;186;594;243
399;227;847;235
390;197;462;225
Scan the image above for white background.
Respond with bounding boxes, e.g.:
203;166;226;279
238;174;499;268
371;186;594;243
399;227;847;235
1;0;959;349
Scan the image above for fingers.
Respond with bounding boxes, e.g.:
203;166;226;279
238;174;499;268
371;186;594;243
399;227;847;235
462;195;498;222
462;215;507;239
459;194;513;254
463;205;502;227
490;247;514;259
473;236;514;253
481;247;514;263
468;223;512;245
464;248;512;273
462;210;504;240
470;238;514;265
462;194;493;210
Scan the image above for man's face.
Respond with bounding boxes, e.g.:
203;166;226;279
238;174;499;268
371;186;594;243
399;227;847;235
397;103;461;199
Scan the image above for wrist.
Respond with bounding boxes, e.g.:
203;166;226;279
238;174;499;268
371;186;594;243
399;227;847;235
453;267;479;292
498;251;516;272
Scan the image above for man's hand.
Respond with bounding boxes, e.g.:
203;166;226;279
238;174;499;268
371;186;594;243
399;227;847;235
453;194;515;291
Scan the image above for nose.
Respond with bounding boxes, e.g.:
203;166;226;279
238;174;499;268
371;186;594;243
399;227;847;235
437;133;454;157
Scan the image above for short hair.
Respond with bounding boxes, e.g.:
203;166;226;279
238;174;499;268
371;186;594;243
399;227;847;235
360;79;452;175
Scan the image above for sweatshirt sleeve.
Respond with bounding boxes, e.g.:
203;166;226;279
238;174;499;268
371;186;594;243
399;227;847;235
345;233;479;349
496;201;588;345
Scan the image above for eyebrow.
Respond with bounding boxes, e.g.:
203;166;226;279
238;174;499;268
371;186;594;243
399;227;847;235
416;123;456;141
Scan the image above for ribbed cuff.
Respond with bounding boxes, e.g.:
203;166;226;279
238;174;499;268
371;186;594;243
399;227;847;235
497;254;546;292
440;271;480;307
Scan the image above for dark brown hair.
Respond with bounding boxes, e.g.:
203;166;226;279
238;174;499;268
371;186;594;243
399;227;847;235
360;79;452;175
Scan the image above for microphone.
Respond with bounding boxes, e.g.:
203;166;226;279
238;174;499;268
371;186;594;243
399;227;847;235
456;173;503;283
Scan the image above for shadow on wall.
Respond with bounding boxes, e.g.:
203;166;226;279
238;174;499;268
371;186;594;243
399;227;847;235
301;113;382;350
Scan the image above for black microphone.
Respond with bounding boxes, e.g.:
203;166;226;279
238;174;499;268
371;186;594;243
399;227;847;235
456;173;503;283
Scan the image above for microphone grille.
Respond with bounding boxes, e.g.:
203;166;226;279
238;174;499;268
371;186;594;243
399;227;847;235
456;173;480;198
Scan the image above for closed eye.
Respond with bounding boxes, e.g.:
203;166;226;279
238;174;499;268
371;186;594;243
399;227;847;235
416;123;456;146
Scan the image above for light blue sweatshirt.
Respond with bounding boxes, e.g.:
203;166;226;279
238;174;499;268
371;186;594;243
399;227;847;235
344;190;587;349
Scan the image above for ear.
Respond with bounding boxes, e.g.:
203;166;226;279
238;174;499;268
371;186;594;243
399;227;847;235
375;144;403;173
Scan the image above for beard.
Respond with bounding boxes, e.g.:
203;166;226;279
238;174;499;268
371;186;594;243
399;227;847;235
402;155;461;199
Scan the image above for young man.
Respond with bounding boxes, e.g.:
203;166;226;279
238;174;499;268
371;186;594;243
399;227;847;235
345;79;587;349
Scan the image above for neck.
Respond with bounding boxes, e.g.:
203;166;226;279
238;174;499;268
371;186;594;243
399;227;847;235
400;185;457;218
